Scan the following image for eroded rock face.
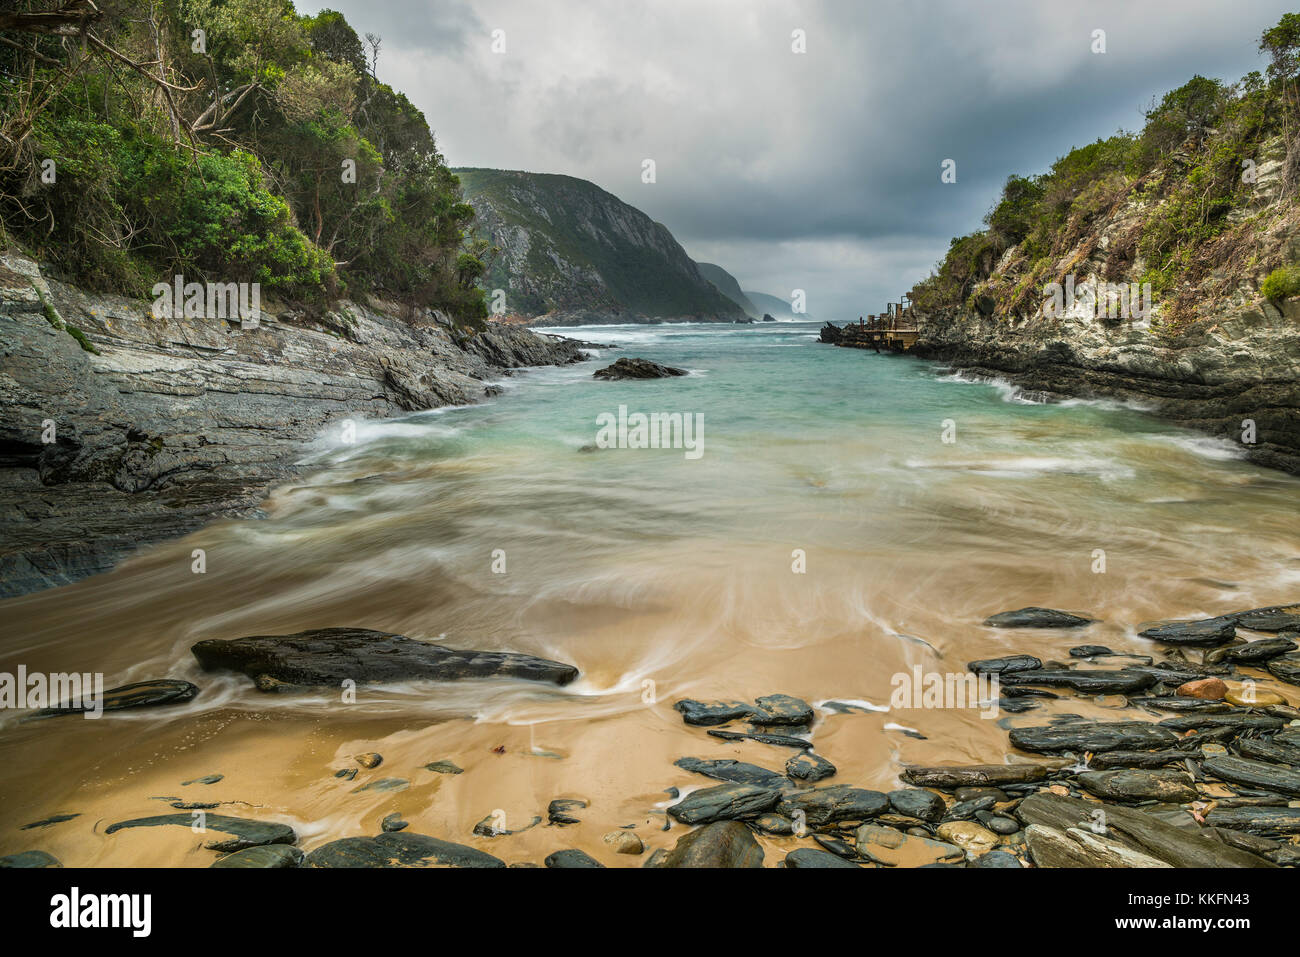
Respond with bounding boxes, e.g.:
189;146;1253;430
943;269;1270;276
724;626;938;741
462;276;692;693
190;627;580;689
0;251;587;597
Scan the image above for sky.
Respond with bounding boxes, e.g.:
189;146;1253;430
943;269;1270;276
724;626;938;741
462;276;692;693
301;0;1294;320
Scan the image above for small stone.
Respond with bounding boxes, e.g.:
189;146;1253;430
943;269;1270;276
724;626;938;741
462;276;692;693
544;849;604;868
935;821;998;857
423;760;463;774
1175;678;1227;700
381;813;408;833
547;798;587;826
355;752;383;769
1224;686;1287;708
786;752;836;783
602;831;644;855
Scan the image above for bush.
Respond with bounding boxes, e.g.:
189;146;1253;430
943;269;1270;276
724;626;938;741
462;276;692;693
1261;265;1300;301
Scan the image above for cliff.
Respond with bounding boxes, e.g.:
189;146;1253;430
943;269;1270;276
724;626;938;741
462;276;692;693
455;168;745;325
695;262;761;317
0;251;586;597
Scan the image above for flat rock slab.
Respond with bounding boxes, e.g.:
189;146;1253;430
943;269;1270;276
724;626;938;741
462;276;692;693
776;786;888;826
191;627;579;689
785;847;861;868
0;850;61;868
544;849;604;868
786;752;836;783
967;654;1042;675
1236;737;1300;766
674;757;788;790
668;784;780;824
210;845;304;868
675;699;755;726
305;833;505;868
1016;792;1274;868
35;678;198;717
1225;604;1300;632
1217;637;1298;663
1009;721;1178;754
983;607;1093;628
1000;669;1155;694
1026;823;1171;868
1202;755;1300;797
592;357;687;379
1138;617;1238;646
1205;805;1300;836
1157;714;1285;733
750;693;814;726
1088;750;1186;770
887;788;946;822
105;813;295;853
1267;654;1300;686
1077;769;1199;803
659;821;764;868
856;823;962;867
900;764;1048;788
1128;695;1232;713
707;729;811;750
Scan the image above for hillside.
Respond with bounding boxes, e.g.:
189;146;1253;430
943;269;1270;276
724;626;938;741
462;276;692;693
455;168;745;325
908;13;1300;474
696;262;760;317
745;289;812;320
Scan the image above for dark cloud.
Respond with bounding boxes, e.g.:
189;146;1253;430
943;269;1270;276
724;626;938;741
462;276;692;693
301;0;1291;319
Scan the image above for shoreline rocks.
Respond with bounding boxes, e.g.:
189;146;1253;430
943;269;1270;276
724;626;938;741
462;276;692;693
592;357;686;380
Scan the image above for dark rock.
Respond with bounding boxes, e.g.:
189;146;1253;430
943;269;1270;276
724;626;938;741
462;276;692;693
674;757;788;790
191;627;579;689
1138;617;1238;646
423;761;463;775
983;607;1093;629
1087;750;1185;769
945;795;997;821
1070;645;1115;658
1008;721;1178;754
1128;695;1233;713
667;784;780;824
752;813;796;835
543;849;604;869
1000;669;1155;694
1077;769;1199;803
305;832;505;868
1202;755;1300;797
1205;805;1300;836
1217;637;1298;663
1226;604;1300;632
1267;654;1300;686
984;815;1020;836
953;787;1008;803
967;654;1041;674
659;821;764;868
105;813;295;852
1235;737;1300;767
786;752;836;783
784;847;860;868
183;774;223;786
706;729;812;750
381;813;408;833
776;786;888;826
35;678;198;717
210;845;304;868
887;788;945;822
972;850;1023;868
750;693;814;726
900;764;1048;788
0;850;60;868
20;813;79;830
812;834;859;858
592;357;687;380
547;798;587;826
674;699;755;726
1157;715;1285;733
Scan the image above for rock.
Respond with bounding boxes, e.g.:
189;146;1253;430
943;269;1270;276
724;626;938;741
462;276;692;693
1235;736;1300;766
856;824;963;867
0;850;61;868
1226;604;1300;632
750;693;814;726
592;357;687;380
900;764;1048;788
935;821;998;857
972;850;1023;868
1138;617;1238;646
967;654;1042;674
659;821;764;868
1025;824;1171;868
1157;714;1285;733
982;607;1093;629
334;769;357;781
812;834;858;858
544;849;604;868
944;795;997;821
381;813;408;833
1087;750;1184;769
1202;755;1300;796
474;813;540;837
887;788;945;822
423;760;463;775
984;815;1020;835
105;813;295;852
706;729;812;749
602;831;643;855
1267;654;1300;686
34;678;199;717
192;628;578;689
306;833;505;868
1077;769;1199;803
547;798;587;826
999;670;1155;694
20;813;79;830
784;847;860;868
1176;677;1228;699
673;699;755;726
352;778;408;793
1225;687;1288;708
1220;637;1298;663
776;786;888;826
210;845;304;868
1016;792;1274;868
1205;805;1300;836
667;784;780;824
674;756;788;790
1070;645;1115;657
1128;695;1232;713
1008;721;1179;754
751;813;796;835
354;752;383;769
786;752;836;783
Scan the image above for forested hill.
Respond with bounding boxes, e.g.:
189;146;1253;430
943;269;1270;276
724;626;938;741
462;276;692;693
0;1;490;323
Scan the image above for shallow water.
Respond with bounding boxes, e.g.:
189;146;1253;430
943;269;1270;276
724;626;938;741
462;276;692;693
2;320;1297;865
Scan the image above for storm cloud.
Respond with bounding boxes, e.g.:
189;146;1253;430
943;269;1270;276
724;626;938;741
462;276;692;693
301;0;1293;319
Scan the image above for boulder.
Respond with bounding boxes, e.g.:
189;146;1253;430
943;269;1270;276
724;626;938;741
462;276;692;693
1008;721;1178;754
592;357;687;380
667;784;781;824
1138;617;1238;646
305;833;505;868
982;607;1093;629
659;821;764;868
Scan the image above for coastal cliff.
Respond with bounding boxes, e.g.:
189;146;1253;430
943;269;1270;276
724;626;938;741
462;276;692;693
0;252;586;597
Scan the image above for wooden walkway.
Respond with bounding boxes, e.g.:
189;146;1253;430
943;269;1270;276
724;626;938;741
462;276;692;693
820;308;920;353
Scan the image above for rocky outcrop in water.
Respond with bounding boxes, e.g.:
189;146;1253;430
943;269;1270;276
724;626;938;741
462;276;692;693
0;251;587;597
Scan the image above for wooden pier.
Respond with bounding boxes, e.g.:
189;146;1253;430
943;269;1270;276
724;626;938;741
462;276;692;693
819;302;920;353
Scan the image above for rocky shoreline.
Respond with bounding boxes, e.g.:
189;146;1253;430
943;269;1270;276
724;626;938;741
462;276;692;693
5;603;1298;868
0;251;589;598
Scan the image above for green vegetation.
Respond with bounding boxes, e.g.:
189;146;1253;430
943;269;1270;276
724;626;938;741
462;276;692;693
0;1;488;323
1262;264;1300;301
911;12;1300;333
